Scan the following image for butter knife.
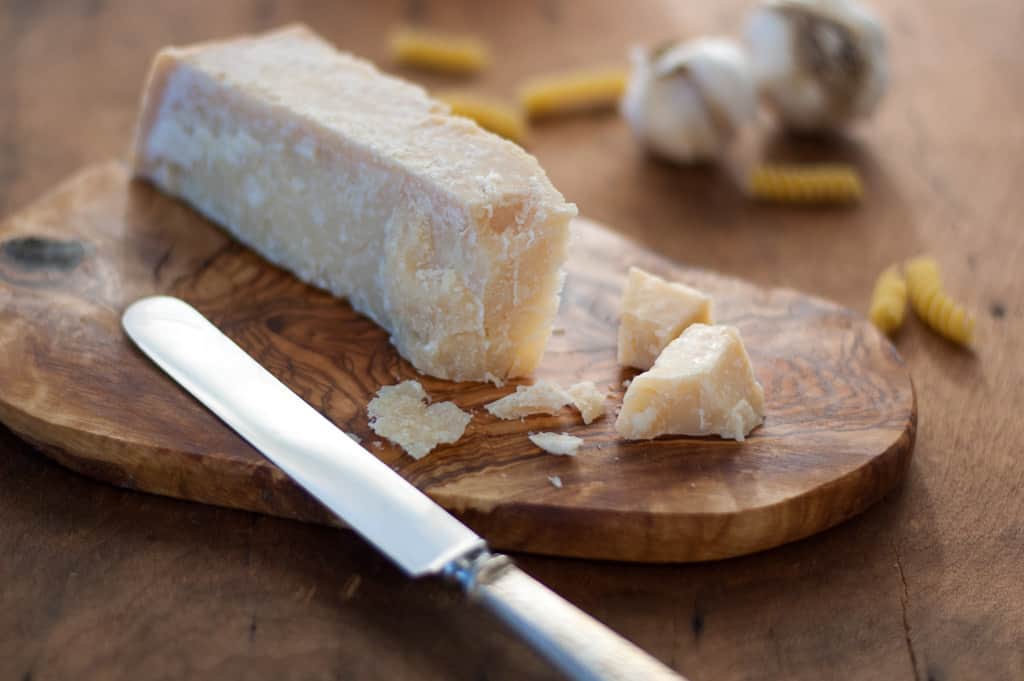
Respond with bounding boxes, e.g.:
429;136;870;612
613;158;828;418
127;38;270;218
122;295;688;681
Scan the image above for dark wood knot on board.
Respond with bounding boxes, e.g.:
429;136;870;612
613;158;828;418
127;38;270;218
1;236;87;271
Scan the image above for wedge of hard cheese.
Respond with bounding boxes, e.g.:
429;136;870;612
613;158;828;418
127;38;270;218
616;324;764;441
132;24;576;382
618;267;712;370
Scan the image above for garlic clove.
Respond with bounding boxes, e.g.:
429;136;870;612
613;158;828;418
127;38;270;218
745;0;888;131
621;37;757;164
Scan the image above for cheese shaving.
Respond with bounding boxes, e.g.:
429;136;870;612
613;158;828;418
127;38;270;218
529;432;583;456
367;381;471;459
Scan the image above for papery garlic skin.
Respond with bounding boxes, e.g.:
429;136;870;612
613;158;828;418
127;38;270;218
621;38;757;163
745;0;888;131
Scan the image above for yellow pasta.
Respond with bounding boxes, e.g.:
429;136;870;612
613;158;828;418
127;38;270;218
905;256;975;346
435;92;527;143
390;27;489;74
747;164;863;204
519;67;629;118
868;265;907;335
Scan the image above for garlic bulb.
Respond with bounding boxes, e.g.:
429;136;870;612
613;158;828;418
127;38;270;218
745;0;888;131
621;38;757;163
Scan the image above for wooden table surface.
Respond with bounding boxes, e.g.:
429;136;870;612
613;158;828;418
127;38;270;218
1;1;1021;680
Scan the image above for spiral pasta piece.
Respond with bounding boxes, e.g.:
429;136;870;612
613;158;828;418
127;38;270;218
747;164;863;204
435;92;527;143
390;27;489;74
519;67;629;118
869;265;907;335
905;256;975;346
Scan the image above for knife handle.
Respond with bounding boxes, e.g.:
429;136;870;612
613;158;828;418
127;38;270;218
446;553;688;681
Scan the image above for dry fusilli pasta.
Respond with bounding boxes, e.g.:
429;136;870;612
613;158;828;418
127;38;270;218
435;92;527;143
869;265;907;335
747;164;863;204
520;68;628;118
905;256;975;345
390;27;489;74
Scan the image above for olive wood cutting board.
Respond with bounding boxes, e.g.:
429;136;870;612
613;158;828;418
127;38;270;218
0;162;915;562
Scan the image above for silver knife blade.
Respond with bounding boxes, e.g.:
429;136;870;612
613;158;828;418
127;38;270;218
122;295;485;576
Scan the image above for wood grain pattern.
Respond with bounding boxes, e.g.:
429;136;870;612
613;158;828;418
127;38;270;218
0;162;914;562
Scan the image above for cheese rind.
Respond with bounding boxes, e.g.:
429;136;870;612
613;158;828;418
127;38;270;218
567;381;608;424
615;324;764;441
367;381;471;459
618;267;712;370
529;432;584;456
132;25;576;382
485;380;572;419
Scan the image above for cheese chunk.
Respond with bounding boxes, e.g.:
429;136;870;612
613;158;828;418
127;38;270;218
529;432;584;456
132;25;576;382
618;267;712;370
485;380;572;419
367;381;471;459
567;381;608;424
615;324;764;441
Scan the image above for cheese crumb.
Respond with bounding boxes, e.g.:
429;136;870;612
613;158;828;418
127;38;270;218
367;381;471;459
485;380;572;420
567;381;608;424
548;475;564;488
529;432;584;456
486;379;607;424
